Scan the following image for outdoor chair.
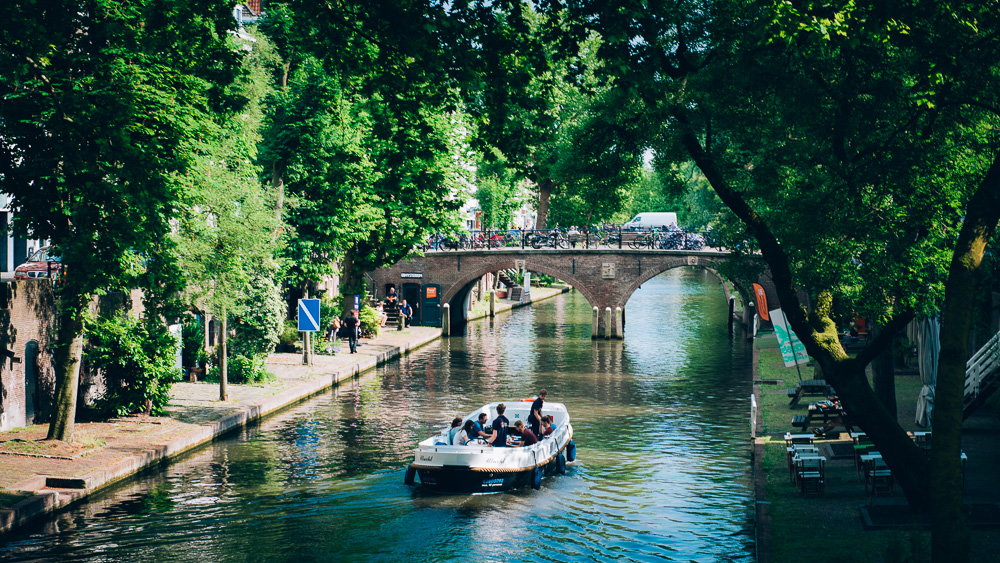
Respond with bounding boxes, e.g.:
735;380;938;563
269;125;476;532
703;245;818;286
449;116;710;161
795;457;826;497
865;458;894;497
786;444;820;483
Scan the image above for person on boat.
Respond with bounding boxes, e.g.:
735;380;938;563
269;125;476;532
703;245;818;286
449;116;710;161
510;420;538;447
488;403;510;447
472;412;491;440
457;419;476;445
528;389;547;437
539;415;554;437
448;417;462;445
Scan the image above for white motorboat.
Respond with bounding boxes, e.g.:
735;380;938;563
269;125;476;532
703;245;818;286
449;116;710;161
404;400;576;493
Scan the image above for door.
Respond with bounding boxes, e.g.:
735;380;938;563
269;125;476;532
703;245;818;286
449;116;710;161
24;341;38;424
402;283;420;325
421;284;442;327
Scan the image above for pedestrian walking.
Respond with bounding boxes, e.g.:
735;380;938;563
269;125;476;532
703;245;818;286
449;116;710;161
344;309;360;353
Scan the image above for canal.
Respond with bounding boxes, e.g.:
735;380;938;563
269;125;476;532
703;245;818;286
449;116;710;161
0;268;754;562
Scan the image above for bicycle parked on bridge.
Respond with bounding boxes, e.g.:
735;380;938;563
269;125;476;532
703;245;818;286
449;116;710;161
527;229;569;249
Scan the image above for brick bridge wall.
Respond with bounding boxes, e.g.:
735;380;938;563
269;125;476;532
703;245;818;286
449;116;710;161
370;249;777;331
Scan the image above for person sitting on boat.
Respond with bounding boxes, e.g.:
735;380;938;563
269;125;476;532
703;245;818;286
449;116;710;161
510;420;538;447
456;419;476;445
472;412;491;440
448;417;462;445
539;415;554;437
488;403;510;447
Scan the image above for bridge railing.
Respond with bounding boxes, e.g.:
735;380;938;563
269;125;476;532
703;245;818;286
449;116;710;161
423;227;721;252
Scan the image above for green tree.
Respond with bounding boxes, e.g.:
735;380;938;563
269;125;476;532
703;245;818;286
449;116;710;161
174;28;281;400
474;151;527;230
0;0;241;440
551;1;1000;559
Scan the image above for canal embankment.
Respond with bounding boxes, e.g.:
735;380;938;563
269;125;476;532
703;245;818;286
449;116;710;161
751;336;1000;563
0;286;569;536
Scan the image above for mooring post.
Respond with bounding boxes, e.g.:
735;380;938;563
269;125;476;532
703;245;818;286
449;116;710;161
442;303;450;336
604;307;612;340
615;307;623;339
489;289;495;318
592;306;599;339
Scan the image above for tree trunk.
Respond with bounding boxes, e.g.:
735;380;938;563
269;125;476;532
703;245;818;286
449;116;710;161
219;309;228;401
203;312;211;362
871;321;897;419
535;178;554;230
47;290;88;442
674;110;932;507
340;249;366;315
272;161;285;225
931;153;1000;563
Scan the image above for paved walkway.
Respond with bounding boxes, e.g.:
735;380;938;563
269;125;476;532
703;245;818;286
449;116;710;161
0;286;567;535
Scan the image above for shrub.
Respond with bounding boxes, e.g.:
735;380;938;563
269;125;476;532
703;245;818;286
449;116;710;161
278;320;299;348
208;353;274;384
229;273;284;359
359;303;381;338
181;316;204;368
85;313;180;417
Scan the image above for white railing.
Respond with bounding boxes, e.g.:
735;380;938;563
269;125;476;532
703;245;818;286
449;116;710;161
966;330;1000;400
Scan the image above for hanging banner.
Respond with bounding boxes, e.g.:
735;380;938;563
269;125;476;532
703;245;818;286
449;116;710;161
753;284;770;321
770;308;809;367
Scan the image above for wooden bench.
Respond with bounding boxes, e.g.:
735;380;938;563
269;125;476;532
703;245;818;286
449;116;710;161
791;415;809;429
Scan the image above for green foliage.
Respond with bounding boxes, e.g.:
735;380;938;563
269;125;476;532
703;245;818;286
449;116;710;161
278;320;299;348
358;304;381;339
208;354;274;385
475;152;527;230
85;314;180;417
181;317;205;369
174;26;281;329
229;273;284;359
320;299;343;335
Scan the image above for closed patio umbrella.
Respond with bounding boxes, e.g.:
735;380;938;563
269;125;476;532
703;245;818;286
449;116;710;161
915;316;940;428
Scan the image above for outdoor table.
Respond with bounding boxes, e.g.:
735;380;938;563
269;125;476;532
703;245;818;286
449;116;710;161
789;379;832;406
784;433;815;446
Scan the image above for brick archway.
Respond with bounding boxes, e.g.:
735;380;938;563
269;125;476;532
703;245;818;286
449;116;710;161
369;249;777;335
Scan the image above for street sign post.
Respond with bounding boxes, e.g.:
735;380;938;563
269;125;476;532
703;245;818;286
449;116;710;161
298;298;320;366
298;299;321;332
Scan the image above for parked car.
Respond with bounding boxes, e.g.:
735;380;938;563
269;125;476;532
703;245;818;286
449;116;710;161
14;246;63;280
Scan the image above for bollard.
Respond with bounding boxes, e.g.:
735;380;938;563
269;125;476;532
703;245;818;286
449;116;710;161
490;289;495;318
442;303;451;336
592;306;599;339
615;307;623;339
604;307;612;340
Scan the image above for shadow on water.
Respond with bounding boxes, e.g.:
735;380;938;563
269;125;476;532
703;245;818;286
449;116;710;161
0;268;754;562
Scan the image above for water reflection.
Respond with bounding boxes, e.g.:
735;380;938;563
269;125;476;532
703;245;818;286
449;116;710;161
1;268;753;562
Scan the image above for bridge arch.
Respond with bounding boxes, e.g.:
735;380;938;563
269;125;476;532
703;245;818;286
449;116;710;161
369;249;778;335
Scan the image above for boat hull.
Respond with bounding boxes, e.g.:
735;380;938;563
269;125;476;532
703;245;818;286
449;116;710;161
415;456;561;493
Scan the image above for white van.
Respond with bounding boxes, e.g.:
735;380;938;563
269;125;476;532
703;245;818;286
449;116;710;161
624;212;677;230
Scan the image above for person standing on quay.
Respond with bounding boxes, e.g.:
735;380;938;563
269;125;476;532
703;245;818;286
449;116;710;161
528;389;546;437
344;309;360;354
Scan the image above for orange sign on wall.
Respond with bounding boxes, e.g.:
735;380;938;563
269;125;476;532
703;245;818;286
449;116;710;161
752;284;770;321
425;286;438;299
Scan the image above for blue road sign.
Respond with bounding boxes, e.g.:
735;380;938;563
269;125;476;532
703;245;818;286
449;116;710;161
298;299;321;332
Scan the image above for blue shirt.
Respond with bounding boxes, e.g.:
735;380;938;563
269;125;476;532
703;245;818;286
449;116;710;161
491;415;509;447
472;420;485;438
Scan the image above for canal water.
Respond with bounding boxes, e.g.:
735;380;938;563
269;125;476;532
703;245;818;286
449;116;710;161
0;268;754;562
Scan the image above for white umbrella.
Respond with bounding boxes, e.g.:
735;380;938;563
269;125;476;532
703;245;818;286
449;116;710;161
915;316;940;428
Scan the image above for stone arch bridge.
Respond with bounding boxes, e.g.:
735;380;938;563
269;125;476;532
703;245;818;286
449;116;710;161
369;249;777;337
